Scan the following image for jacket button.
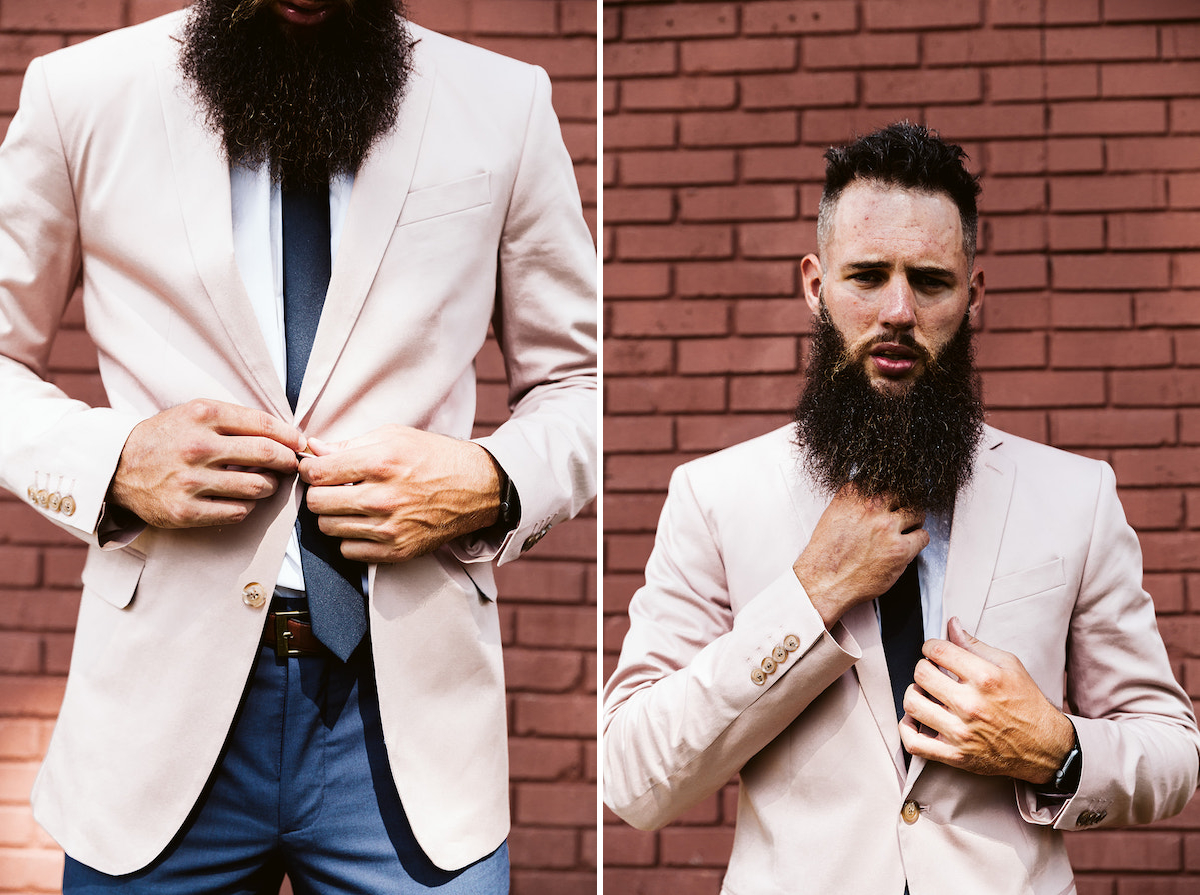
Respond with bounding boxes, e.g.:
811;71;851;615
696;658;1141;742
760;656;777;675
59;494;76;517
522;528;549;552
901;799;921;824
783;633;801;652
772;645;788;663
750;668;767;686
242;582;267;608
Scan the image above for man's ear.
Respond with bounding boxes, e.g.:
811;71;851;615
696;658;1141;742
800;254;823;314
968;267;985;321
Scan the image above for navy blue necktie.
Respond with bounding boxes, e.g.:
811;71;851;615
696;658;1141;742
282;183;367;662
880;559;923;758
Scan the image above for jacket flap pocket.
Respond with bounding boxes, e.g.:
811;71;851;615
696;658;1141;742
433;547;497;602
80;548;146;609
397;172;491;227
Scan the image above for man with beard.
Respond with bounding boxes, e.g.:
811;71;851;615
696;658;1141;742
603;123;1199;893
0;0;595;891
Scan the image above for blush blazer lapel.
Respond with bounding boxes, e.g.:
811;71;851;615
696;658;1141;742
152;32;291;419
292;41;438;424
905;428;1015;789
941;429;1015;640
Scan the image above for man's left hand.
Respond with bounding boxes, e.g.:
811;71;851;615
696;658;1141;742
900;616;1076;784
299;425;501;563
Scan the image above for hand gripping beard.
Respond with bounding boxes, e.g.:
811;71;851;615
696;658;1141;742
793;306;985;515
181;0;414;189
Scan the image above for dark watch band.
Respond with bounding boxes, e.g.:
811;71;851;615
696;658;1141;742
1048;727;1082;795
495;468;520;534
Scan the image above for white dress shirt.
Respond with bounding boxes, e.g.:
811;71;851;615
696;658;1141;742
230;164;354;591
874;507;952;640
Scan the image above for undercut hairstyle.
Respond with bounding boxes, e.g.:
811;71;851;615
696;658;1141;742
816;121;982;265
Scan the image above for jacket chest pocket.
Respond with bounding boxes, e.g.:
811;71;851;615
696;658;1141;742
985;557;1066;608
976;558;1071;693
397;172;491;227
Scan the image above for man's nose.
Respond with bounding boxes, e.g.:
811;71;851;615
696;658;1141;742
878;278;917;329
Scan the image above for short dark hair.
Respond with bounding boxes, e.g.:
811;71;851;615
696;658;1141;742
816;121;982;264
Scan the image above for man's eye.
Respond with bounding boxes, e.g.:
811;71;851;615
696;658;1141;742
851;271;881;284
915;277;950;291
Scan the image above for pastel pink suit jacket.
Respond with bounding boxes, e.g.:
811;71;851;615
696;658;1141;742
604;425;1200;895
0;11;596;876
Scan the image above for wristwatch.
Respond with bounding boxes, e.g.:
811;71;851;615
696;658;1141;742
495;468;520;534
1047;727;1082;796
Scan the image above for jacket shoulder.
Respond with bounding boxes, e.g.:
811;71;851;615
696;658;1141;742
669;425;800;518
982;425;1115;516
409;23;544;91
985;425;1109;479
36;11;184;83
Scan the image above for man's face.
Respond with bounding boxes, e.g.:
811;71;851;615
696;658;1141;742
801;181;983;396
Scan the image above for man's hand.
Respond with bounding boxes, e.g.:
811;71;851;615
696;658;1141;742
299;425;501;563
792;483;929;627
900;617;1076;784
109;399;304;528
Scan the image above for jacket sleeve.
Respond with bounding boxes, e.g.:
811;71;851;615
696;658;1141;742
451;64;596;565
1018;462;1200;829
602;463;860;830
0;56;141;546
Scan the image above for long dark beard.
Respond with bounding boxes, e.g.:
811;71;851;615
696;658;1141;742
180;0;414;189
793;307;984;514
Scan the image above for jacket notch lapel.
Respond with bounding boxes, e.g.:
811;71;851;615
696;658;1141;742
152;37;290;419
941;429;1016;640
293;49;438;423
904;431;1014;789
842;604;910;782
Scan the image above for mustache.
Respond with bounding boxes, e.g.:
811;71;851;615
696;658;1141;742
831;329;931;376
229;0;357;21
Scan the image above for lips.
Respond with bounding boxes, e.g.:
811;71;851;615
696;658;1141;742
272;0;337;27
870;342;919;377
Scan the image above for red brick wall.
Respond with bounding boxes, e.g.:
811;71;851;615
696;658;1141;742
0;2;597;894
603;1;1200;892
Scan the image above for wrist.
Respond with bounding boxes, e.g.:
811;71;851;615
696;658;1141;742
1031;716;1081;792
470;445;519;536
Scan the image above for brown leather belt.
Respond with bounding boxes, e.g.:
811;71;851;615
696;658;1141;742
262;609;327;658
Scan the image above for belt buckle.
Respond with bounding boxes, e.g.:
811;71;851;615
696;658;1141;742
273;609;310;659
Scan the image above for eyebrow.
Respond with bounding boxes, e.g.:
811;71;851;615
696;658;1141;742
844;260;958;281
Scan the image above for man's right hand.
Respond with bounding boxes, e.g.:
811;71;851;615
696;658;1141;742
792;483;929;628
107;399;304;529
